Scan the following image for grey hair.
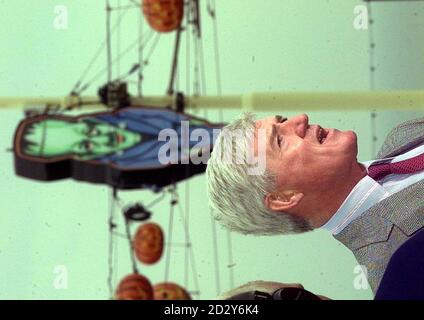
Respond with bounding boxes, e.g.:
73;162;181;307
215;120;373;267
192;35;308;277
206;112;313;236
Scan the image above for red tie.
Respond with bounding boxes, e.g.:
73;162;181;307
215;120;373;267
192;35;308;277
368;152;424;181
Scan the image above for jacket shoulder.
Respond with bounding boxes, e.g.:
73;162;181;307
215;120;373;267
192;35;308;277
377;117;424;158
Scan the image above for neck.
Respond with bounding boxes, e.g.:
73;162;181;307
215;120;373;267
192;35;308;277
310;162;367;228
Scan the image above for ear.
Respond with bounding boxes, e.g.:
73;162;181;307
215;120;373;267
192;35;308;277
264;191;304;212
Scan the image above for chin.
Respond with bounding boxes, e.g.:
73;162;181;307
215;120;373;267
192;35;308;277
344;130;357;139
341;131;358;156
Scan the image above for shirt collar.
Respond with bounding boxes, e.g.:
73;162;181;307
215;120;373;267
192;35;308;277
322;142;424;235
320;166;390;235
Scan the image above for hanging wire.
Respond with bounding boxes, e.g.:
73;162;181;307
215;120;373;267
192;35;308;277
164;188;177;283
210;214;221;295
186;0;191;105
70;5;130;94
77;30;158;94
207;0;234;290
137;1;144;96
208;0;222;112
192;12;201;98
146;191;166;209
192;25;206;116
128;0;140;7
106;0;113;84
112;3;139;10
112;183;121;288
175;52;180;94
226;230;234;288
198;33;207;97
124;217;139;274
203;0;226;295
184;179;190;289
104;6;136;295
197;55;221;295
112;231;129;239
144;33;162;67
116;0;121;78
175;186;201;298
183;0;192;290
107;187;118;299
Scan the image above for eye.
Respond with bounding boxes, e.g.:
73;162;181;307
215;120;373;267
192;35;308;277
275;115;287;124
80;140;93;152
86;126;99;136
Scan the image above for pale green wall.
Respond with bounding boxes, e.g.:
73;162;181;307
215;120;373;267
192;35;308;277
0;0;423;300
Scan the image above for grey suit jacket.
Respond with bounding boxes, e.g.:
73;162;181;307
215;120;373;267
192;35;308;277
334;117;424;294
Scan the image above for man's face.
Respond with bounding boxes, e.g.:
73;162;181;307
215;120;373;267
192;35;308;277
255;114;358;194
24;118;141;160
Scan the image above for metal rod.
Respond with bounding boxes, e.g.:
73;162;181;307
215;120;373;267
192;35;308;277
1;91;424;111
106;0;113;84
167;27;183;96
137;5;143;96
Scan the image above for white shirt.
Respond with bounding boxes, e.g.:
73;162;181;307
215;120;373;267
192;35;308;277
321;143;424;235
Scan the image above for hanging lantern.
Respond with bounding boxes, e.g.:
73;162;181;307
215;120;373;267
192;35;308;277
142;0;184;33
154;282;191;300
115;273;154;300
134;222;164;264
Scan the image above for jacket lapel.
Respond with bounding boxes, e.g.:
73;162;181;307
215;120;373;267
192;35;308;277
334;210;393;251
372;179;424;236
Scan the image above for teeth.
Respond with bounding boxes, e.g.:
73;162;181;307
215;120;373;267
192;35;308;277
322;129;327;143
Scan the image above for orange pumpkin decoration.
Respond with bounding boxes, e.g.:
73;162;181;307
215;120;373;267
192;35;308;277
154;282;191;300
142;0;184;33
134;222;164;264
115;273;154;300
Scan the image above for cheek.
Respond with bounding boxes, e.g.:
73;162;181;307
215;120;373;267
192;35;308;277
272;151;307;186
289;146;338;182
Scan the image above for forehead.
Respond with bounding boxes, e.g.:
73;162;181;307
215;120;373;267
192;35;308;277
255;116;275;130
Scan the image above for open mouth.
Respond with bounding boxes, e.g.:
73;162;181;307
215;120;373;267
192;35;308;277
116;133;125;144
108;132;126;146
316;127;329;144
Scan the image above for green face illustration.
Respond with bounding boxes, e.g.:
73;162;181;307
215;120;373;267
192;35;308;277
23;118;141;160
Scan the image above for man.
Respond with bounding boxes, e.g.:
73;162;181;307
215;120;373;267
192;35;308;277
206;113;424;293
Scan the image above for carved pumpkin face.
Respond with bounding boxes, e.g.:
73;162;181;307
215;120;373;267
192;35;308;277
115;273;154;300
142;0;184;33
134;222;164;264
154;282;191;300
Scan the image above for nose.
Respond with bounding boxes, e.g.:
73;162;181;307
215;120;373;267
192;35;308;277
282;114;309;138
293;113;308;125
92;134;109;145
